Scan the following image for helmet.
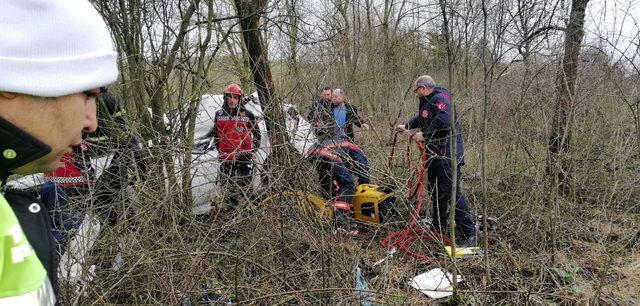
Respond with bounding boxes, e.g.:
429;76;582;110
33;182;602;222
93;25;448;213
224;83;243;97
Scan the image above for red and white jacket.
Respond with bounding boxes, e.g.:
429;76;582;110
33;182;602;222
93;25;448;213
43;148;92;187
209;105;261;161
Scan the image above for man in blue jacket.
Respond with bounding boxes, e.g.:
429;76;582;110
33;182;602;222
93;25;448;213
331;89;370;142
331;89;370;185
395;75;477;246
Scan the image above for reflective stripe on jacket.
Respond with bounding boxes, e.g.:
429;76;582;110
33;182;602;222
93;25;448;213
43;152;91;187
211;106;261;161
0;193;55;305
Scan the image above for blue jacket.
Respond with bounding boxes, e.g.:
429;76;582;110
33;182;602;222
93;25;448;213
406;87;465;165
332;103;365;142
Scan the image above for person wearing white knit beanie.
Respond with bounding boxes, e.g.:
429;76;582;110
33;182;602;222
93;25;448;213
0;0;118;305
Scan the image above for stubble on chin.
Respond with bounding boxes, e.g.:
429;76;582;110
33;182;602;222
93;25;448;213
11;154;61;175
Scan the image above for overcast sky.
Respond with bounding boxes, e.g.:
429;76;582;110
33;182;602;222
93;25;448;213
585;0;640;64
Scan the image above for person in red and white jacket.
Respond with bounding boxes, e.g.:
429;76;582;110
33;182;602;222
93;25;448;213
207;84;261;205
43;143;93;197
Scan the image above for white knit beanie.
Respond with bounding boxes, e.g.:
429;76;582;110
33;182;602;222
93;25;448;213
0;0;118;97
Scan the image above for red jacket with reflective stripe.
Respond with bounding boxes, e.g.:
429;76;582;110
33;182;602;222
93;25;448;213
43;152;90;186
210;106;261;161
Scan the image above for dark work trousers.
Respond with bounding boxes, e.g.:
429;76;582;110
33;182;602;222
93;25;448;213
312;157;355;223
343;146;371;185
218;159;253;206
426;158;476;239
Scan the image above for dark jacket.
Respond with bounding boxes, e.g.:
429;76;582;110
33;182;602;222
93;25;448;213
85;92;128;157
0;115;58;293
332;103;365;142
307;99;333;136
4;189;58;291
84;92;147;187
406;87;465;164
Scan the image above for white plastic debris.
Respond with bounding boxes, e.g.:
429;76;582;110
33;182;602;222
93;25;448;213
373;246;397;266
58;214;102;285
408;268;462;299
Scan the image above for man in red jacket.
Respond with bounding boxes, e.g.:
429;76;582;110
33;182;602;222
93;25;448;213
209;84;261;206
43;145;93;198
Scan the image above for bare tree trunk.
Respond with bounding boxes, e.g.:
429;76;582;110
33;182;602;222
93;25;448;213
99;0;153;131
363;0;376;113
547;0;589;264
379;0;393;114
182;0;216;207
548;0;589;190
439;0;458;290
286;0;299;81
335;0;353;79
635;101;640;159
98;0;202;220
146;1;200;219
480;0;491;284
234;0;294;190
213;12;251;88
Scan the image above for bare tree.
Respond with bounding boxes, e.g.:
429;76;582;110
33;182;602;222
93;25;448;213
54;0;640;304
548;0;590;187
234;0;303;191
547;0;590;264
438;0;460;289
180;0;217;206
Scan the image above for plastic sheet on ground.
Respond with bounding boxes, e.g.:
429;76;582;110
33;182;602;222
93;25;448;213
408;268;462;299
355;266;376;305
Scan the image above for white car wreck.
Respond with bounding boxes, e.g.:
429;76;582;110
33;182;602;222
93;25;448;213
186;92;317;214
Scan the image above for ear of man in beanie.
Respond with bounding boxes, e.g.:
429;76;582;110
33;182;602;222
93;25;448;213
0;0;118;97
